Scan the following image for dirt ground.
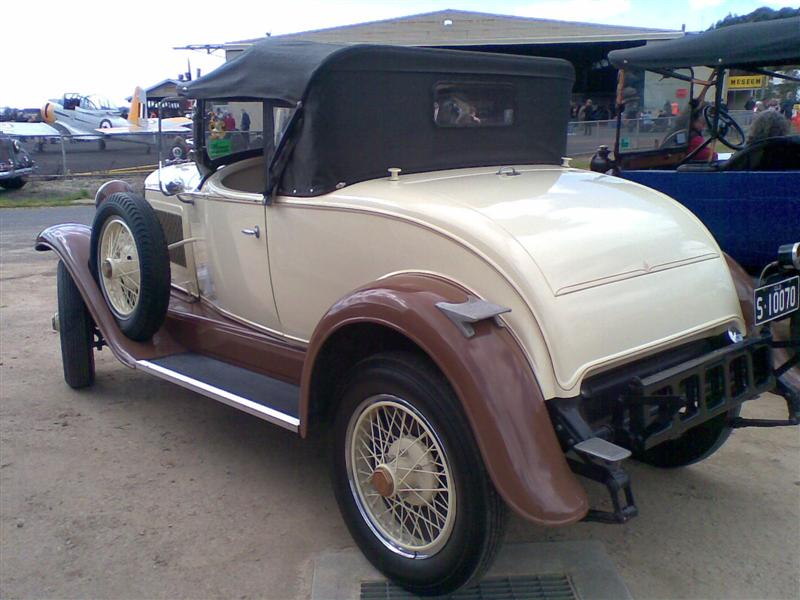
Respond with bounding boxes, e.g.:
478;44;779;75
0;205;798;599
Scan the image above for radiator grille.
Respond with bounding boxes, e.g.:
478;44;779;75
360;575;578;600
155;209;186;267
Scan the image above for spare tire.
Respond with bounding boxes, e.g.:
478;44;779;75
90;191;170;341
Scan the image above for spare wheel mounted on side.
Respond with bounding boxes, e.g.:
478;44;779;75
90;191;170;341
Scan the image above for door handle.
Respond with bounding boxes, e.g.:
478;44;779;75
241;225;261;239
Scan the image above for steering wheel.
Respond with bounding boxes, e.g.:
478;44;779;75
703;105;745;150
659;128;689;149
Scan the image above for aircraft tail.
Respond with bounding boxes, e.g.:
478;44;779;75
128;86;148;128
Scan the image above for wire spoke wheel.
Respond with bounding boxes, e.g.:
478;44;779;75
98;217;141;318
345;395;456;557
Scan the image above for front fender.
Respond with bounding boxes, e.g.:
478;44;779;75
300;273;588;526
36;223;180;367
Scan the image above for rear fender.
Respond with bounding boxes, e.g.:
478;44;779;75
300;273;588;526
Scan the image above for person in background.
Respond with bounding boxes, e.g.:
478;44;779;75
240;108;252;148
747;110;790;145
687;107;717;161
223;112;236;132
578;99;594;135
744;96;756;111
780;92;795;119
754;100;765;112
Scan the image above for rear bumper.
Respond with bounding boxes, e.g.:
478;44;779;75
0;166;33;179
624;335;774;451
547;332;796;524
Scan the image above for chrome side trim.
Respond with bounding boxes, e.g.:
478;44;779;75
136;359;300;432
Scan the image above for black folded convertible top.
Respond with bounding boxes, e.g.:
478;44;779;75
181;40;576;197
182;39;574;103
608;17;800;70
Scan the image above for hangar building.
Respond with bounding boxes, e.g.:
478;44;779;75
218;9;684;111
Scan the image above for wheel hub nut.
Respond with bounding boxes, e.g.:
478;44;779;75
369;465;396;498
101;258;114;278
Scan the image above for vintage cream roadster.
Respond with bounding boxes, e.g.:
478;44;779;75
38;41;799;595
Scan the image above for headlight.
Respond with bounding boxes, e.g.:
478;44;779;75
777;242;800;270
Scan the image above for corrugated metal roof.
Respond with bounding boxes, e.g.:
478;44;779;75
226;9;682;49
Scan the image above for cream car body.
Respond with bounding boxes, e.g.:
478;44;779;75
146;158;744;399
44;40;797;596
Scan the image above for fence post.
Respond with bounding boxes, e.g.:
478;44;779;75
59;134;67;177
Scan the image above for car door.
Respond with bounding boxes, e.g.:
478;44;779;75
186;100;281;333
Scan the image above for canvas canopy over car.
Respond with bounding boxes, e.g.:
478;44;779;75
180;40;575;197
607;16;800;71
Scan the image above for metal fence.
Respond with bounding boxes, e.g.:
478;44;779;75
13;131;189;179
565;110;780;154
9;111;796;179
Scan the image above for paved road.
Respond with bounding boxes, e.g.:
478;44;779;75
0;206;94;264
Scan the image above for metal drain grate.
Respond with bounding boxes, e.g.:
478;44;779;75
360;574;578;600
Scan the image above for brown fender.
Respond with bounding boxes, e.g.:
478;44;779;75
94;180;135;208
300;273;589;526
35;224;184;367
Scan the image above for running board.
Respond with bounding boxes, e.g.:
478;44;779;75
136;353;300;432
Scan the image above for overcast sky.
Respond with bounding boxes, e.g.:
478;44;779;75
1;0;794;108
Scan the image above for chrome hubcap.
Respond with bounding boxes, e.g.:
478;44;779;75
346;395;456;557
98;217;140;318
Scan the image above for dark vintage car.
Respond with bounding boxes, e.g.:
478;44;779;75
0;132;35;189
36;40;798;595
591;17;800;274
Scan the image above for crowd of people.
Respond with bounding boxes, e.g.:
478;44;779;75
570;99;615;134
743;91;797;118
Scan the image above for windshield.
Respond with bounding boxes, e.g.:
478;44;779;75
83;95;116;111
204;100;264;161
617;68;698;153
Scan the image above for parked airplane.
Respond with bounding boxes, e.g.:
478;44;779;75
42;94;128;137
100;87;192;135
2;88;192;153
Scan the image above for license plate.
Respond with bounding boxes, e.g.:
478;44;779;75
754;275;799;326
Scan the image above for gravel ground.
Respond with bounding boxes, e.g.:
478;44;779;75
0;206;798;599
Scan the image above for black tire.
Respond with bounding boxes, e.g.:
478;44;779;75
331;351;507;596
90;192;170;341
634;404;741;468
0;177;26;190
57;261;95;389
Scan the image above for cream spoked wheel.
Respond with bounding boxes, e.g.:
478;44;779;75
98;217;141;318
90;191;170;341
345;395;456;558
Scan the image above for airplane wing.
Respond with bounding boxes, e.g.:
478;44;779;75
0;122;61;137
96;120;191;135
